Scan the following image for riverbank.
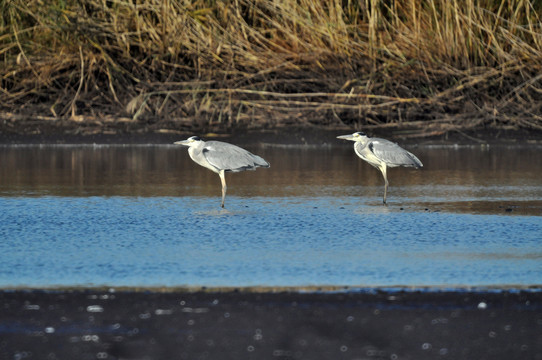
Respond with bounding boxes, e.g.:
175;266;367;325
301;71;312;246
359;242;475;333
2;1;542;137
2;123;542;147
1;287;540;360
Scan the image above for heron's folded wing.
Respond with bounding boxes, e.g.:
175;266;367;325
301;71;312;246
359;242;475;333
370;140;423;168
203;141;270;172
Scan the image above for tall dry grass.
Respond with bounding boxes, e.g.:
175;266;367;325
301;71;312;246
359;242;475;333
1;0;541;136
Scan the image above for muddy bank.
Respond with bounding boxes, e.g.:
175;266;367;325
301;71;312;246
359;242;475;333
1;288;541;360
1;120;542;146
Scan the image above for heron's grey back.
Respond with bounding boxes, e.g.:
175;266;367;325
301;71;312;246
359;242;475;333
357;139;423;168
203;141;270;172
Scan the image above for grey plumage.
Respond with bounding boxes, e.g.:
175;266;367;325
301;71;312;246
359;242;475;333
338;132;422;204
174;136;269;208
198;141;268;172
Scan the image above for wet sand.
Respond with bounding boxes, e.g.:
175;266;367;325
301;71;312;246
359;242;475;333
1;288;541;360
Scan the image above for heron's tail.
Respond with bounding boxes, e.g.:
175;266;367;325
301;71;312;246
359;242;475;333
408;152;423;168
252;155;270;168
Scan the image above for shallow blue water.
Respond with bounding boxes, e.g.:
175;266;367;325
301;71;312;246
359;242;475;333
1;144;541;288
1;195;540;288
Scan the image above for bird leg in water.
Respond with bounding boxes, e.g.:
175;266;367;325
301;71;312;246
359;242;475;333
219;170;227;208
380;165;389;204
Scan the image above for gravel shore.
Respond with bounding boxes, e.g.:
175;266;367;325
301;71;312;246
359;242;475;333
1;288;540;360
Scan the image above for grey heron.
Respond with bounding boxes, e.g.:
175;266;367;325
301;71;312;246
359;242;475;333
174;136;270;208
337;132;423;204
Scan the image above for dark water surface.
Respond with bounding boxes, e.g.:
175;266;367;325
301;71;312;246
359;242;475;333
1;144;541;288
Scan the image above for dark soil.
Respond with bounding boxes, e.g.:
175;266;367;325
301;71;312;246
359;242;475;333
1;117;542;147
1;289;541;360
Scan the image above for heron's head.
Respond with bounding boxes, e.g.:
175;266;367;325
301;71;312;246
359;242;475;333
336;132;368;142
174;136;203;146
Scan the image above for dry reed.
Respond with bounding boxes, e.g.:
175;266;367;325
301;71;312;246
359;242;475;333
1;0;541;136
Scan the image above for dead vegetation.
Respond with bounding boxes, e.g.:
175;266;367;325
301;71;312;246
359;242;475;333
1;0;542;137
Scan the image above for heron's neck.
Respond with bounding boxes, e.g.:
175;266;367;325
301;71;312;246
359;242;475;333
355;139;368;147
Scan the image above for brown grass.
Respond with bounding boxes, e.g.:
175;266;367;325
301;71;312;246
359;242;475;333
1;0;542;137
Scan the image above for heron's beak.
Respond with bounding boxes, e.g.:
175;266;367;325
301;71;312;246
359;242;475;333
337;134;356;141
174;139;190;146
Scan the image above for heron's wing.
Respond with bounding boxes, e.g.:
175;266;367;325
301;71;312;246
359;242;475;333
202;141;270;172
369;139;423;168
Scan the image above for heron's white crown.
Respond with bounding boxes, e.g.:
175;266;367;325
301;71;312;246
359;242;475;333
337;132;369;141
174;136;203;146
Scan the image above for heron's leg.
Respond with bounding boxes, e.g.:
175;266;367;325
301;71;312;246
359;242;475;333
219;170;227;208
380;165;389;204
